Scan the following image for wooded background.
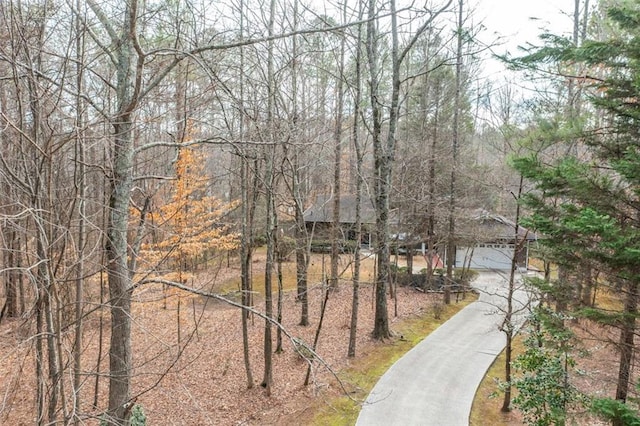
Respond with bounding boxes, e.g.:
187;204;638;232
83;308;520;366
1;0;639;425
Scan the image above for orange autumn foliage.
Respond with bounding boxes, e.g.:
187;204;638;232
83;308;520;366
140;144;239;278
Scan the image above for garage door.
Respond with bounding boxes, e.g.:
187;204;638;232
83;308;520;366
456;244;515;270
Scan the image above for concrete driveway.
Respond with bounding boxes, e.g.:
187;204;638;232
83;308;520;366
356;271;533;426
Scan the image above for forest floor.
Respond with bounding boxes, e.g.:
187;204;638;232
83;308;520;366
0;252;454;425
1;252;637;425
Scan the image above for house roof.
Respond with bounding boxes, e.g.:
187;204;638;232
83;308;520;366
303;193;377;224
464;209;537;242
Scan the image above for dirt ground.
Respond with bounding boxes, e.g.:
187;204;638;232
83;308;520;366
0;253;441;425
1;253;635;425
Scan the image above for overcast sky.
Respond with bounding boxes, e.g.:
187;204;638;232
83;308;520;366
476;0;578;78
479;0;577;49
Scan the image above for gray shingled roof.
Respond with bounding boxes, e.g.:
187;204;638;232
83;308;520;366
470;210;537;241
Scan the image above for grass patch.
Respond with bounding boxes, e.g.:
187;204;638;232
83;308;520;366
218;250;378;295
310;297;477;426
470;335;525;426
593;287;623;311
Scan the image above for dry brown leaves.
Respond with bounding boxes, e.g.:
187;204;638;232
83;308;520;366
0;260;438;425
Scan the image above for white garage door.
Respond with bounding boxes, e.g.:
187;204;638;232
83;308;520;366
456;244;514;270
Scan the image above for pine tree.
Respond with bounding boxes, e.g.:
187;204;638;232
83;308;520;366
512;2;640;423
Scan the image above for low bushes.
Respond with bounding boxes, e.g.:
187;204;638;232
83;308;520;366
309;239;358;254
393;266;478;292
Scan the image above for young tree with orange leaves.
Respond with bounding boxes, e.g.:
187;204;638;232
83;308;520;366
141;143;239;283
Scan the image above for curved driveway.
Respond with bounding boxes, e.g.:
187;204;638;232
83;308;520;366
356;272;532;426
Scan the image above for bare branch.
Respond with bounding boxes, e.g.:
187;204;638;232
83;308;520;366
85;0;119;45
398;0;454;65
134;277;358;401
140;7;407;99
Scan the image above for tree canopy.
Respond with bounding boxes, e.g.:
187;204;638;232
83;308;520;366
511;1;640;423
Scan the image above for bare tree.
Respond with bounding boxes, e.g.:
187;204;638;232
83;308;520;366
259;0;278;395
329;1;348;292
73;0;88;421
237;0;255;389
500;175;529;412
444;0;464;304
348;1;366;358
367;0;453;338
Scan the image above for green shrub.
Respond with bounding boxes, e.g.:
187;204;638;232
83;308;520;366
99;404;147;426
131;404;147;426
309;239;357;253
390;264;408;274
511;308;586;425
276;236;296;261
252;234;267;247
454;268;478;285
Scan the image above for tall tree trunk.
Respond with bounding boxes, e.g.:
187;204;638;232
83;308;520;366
276;217;284;353
426;79;441;288
581;266;593;307
368;0;391;340
261;157;275;394
566;0;589;120
615;278;638;405
87;0;140;419
501;174;524;413
555;265;570;313
261;0;277;394
106;116;135;424
38;230;60;424
73;1;87;419
369;0;452;335
3;229;19;318
294;172;309;326
240;153;255;387
0;83;18;319
101;7;139;411
36;293;45;425
25;22;63;419
291;0;309;327
330;1;347;291
445;0;464;305
238;0;255;389
348;2;364;358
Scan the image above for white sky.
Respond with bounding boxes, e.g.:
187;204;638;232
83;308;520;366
476;0;578;78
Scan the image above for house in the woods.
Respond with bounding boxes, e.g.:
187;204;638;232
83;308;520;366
303;198;535;270
303;193;383;251
453;210;537;271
